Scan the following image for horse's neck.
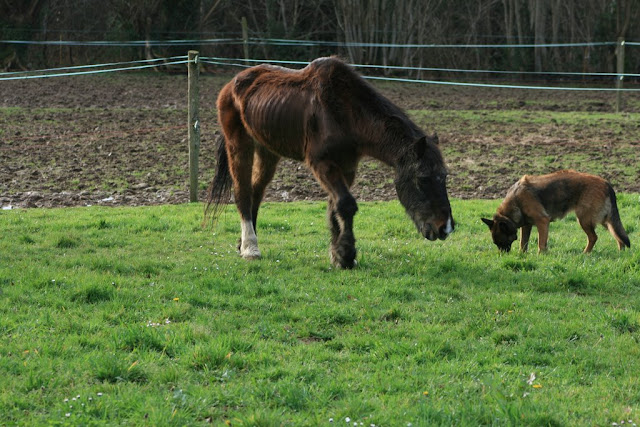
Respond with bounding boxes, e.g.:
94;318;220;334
360;129;406;168
365;145;399;168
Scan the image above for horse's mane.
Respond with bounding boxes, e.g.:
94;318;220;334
304;57;428;164
307;57;416;121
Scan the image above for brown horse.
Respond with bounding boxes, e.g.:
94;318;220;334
207;57;454;268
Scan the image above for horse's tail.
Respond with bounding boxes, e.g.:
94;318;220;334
606;184;631;249
204;132;232;224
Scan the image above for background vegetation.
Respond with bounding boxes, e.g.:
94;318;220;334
2;0;639;76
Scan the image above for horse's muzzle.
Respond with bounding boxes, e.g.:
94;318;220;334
423;217;454;241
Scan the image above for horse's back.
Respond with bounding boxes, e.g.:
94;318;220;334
219;62;325;160
217;57;384;161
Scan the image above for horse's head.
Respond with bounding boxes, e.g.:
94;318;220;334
395;134;455;241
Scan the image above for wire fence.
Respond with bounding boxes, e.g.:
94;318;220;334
0;57;189;80
2;49;639;92
200;56;640;91
0;37;629;48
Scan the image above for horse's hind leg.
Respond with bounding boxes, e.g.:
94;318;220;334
251;146;281;233
217;85;261;260
223;129;261;260
235;153;261;260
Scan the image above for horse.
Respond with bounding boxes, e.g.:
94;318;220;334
206;57;454;269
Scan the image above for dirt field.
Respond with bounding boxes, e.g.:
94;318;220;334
1;70;639;209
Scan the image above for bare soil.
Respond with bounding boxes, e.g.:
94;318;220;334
1;71;639;209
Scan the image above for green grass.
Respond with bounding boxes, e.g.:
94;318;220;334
1;198;640;425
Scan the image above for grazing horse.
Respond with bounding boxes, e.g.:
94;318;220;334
207;57;454;268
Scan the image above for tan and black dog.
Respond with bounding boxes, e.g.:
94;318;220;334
482;170;630;253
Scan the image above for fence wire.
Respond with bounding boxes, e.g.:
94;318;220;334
0;37;626;49
0;58;189;81
200;57;640;92
1;44;638;92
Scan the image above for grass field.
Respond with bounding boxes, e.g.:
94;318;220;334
1;197;639;425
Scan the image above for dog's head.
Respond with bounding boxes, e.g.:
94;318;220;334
481;215;518;252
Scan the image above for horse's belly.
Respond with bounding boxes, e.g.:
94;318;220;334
243;93;309;161
251;125;306;161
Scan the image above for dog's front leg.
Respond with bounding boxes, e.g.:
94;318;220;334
520;225;532;252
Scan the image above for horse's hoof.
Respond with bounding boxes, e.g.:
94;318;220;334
341;259;357;269
334;261;356;269
330;250;356;269
241;248;261;260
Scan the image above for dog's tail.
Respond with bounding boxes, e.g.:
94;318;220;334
606;184;631;250
204;133;233;225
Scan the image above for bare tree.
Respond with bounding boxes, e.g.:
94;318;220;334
0;0;45;69
334;0;444;75
2;0;640;73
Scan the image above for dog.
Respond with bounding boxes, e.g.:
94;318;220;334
482;170;630;253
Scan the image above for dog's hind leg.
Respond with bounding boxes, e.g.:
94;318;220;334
535;218;551;253
578;218;598;253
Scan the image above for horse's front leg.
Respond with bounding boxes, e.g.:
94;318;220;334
327;199;340;248
315;163;357;268
327;193;358;269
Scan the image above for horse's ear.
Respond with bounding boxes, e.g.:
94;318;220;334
430;132;439;145
414;136;427;158
481;217;494;229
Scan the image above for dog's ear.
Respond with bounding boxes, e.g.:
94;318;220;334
498;220;517;235
481;218;494;229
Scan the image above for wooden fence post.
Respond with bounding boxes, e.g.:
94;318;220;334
188;50;200;203
242;16;249;63
616;38;625;113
